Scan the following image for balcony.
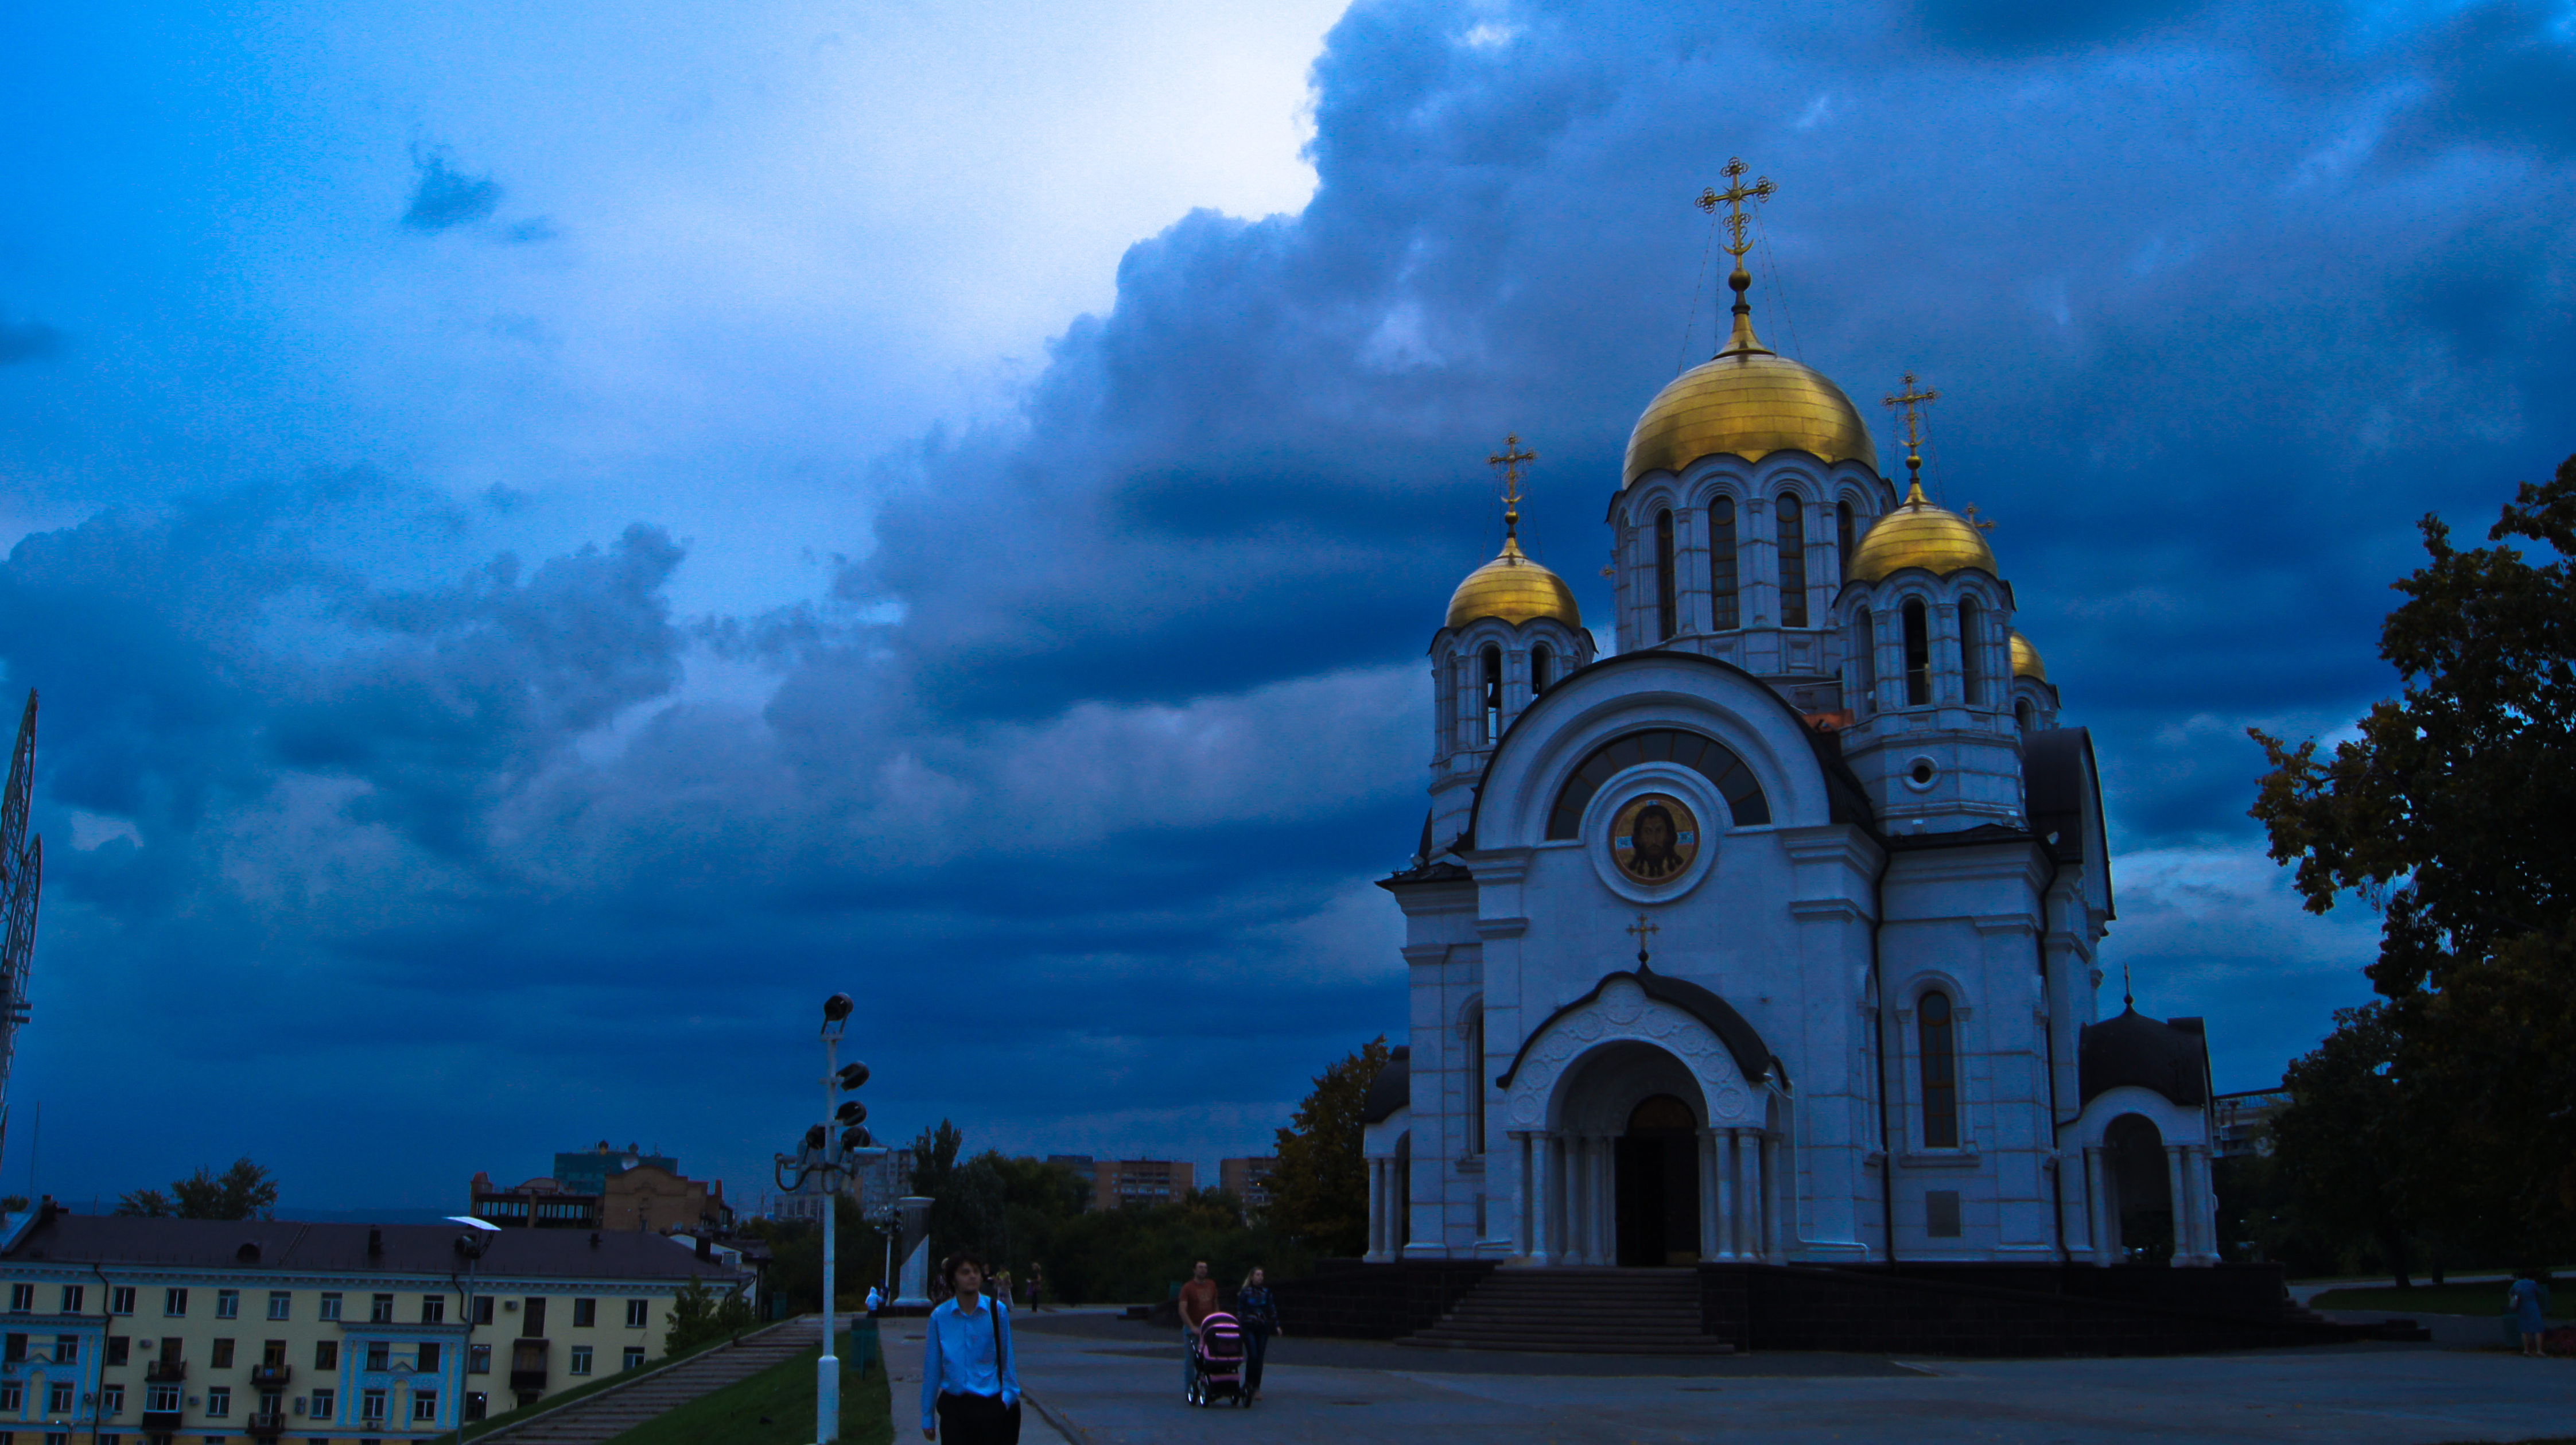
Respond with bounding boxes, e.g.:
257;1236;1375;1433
145;1359;187;1382
246;1412;288;1440
250;1363;292;1386
509;1339;549;1392
143;1407;185;1431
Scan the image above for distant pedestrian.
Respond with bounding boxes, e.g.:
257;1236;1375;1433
1235;1266;1282;1403
867;1285;884;1316
1179;1260;1219;1394
2509;1270;2551;1357
922;1250;1021;1444
1029;1264;1046;1313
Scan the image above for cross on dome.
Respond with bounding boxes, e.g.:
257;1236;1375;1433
1696;158;1778;357
1883;370;1941;492
1487;432;1536;541
1626;911;1660;966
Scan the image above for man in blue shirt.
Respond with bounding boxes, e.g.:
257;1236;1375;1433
921;1251;1020;1442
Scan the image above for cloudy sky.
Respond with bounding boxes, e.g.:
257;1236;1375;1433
1;0;2569;1213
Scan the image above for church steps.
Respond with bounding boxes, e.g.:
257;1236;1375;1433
1399;1268;1735;1355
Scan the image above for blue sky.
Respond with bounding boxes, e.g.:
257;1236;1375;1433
1;0;2569;1212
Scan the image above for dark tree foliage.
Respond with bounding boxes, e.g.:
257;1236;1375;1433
116;1158;279;1220
738;1191;883;1314
2251;453;2576;1256
661;1275;756;1354
1266;1036;1390;1258
1039;1187;1307;1307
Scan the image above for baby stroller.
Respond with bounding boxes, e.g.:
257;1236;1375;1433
1186;1311;1248;1407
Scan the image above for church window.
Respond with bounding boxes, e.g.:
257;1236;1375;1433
1466;1011;1486;1156
1654;508;1677;640
1481;645;1503;745
1851;611;1876;713
2016;697;2035;733
1709;497;1739;629
1545;728;1770;837
1777;493;1808;627
1903;600;1931;706
1918;990;1959;1148
1957;597;1984;705
1532;644;1553;696
1837;500;1856;573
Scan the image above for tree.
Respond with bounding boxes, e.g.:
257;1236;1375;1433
2251;453;2576;1256
2264;1004;2421;1284
114;1158;279;1221
662;1275;756;1355
1267;1035;1390;1258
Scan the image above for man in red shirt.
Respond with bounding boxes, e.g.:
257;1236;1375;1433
1179;1260;1219;1393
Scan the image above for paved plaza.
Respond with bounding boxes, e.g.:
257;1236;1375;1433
884;1310;2574;1445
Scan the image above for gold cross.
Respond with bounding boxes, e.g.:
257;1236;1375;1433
1626;911;1659;965
1487;433;1536;533
1882;371;1940;453
1696;158;1775;261
1963;503;1996;535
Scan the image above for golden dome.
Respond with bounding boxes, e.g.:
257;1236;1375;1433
1847;481;1999;583
1446;538;1581;630
1623;316;1878;484
2010;630;2047;682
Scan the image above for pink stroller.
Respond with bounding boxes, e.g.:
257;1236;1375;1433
1186;1312;1248;1407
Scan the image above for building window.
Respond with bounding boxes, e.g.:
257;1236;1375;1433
7;1283;29;1312
472;1297;495;1326
417;1342;441;1372
1480;644;1502;745
624;1300;649;1330
262;1339;287;1368
1919;990;1960;1149
1465;1012;1486;1156
165;1288;188;1318
1957;596;1983;706
1837;500;1856;573
53;1333;77;1364
111;1286;135;1315
0;1381;19;1411
1709;496;1739;629
421;1296;445;1324
465;1391;488;1422
100;1383;125;1415
267;1291;291;1321
573;1298;596;1329
1654;508;1677;640
2016;697;2034;733
369;1294;394;1324
58;1286;83;1314
569;1346;593;1377
413;1390;440;1423
1903;600;1930;706
469;1343;491;1374
204;1386;232;1418
318;1293;342;1322
4;1330;23;1361
1851;611;1877;713
215;1290;239;1319
623;1347;647;1371
211;1339;235;1368
310;1388;336;1420
47;1380;72;1412
366;1342;390;1372
1531;644;1552;697
361;1388;388;1424
108;1336;131;1366
314;1339;339;1370
1777;492;1808;627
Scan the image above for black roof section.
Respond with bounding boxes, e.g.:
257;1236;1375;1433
1496;966;1780;1093
0;1213;746;1280
1361;1046;1411;1125
2025;725;2113;918
2078;1007;2210;1108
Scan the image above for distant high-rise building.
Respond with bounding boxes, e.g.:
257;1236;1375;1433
1093;1159;1193;1212
1219;1157;1279;1216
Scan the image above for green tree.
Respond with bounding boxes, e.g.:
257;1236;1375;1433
662;1275;756;1355
113;1189;174;1218
2251;453;2576;1256
2266;1004;2423;1283
115;1157;278;1221
1268;1036;1390;1258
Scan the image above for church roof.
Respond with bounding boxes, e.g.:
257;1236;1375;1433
1444;537;1582;630
1361;1046;1410;1124
2024;725;2113;917
2078;1008;2209;1108
1495;966;1780;1094
1846;481;1998;583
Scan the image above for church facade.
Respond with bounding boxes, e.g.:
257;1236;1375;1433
1362;254;2220;1272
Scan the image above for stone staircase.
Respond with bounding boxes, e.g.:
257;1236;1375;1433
473;1316;831;1444
1401;1268;1734;1354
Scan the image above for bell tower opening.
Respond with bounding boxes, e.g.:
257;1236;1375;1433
1614;1093;1701;1267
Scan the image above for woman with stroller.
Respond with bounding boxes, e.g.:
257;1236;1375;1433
1235;1266;1283;1403
922;1250;1020;1443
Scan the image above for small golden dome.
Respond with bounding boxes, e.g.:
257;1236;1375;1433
2010;630;2047;682
1847;481;1999;583
1446;538;1582;630
1623;319;1878;484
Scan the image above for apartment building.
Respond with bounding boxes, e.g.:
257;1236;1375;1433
1215;1158;1277;1216
0;1202;753;1443
1091;1160;1193;1213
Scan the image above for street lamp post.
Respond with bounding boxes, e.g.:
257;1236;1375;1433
443;1214;500;1443
775;993;881;1445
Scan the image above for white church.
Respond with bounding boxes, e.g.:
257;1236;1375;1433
1360;212;2221;1275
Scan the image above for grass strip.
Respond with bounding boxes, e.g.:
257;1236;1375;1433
595;1333;891;1445
2309;1283;2547;1315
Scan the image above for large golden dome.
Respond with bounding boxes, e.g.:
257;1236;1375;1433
1623;318;1878;484
1446;538;1581;630
2010;630;2047;682
1848;481;1998;582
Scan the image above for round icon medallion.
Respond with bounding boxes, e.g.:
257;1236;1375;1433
1610;793;1699;885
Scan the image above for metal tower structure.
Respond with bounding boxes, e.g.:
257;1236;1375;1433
0;693;41;1166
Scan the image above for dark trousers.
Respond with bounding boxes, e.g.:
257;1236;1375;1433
1242;1329;1270;1396
936;1389;1021;1445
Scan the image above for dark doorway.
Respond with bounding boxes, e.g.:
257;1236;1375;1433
1614;1094;1700;1266
2104;1113;2174;1265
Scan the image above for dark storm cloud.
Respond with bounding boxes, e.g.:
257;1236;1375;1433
2395;2;2576;157
402;147;504;231
0;313;65;365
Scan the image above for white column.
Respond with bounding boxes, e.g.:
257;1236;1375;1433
2186;1146;2215;1263
1557;1136;1579;1264
2083;1146;2111;1264
1762;1133;1785;1262
1715;1129;1738;1260
1696;1130;1719;1261
1366;1160;1385;1259
1743;1135;1766;1262
2163;1145;2188;1261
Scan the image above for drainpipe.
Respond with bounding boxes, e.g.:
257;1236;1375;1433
2035;842;2068;1265
1869;843;1896;1269
88;1263;114;1445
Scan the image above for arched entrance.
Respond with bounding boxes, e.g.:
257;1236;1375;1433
1615;1094;1701;1266
2103;1113;2172;1264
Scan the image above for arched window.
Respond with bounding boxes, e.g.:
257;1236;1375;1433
1851;611;1876;714
1918;990;1959;1148
1480;644;1503;744
1654;508;1677;641
1777;493;1808;628
1466;1011;1486;1156
1837;500;1856;574
1903;600;1931;706
1532;643;1553;696
2016;697;2035;733
1709;497;1739;630
1957;596;1983;706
